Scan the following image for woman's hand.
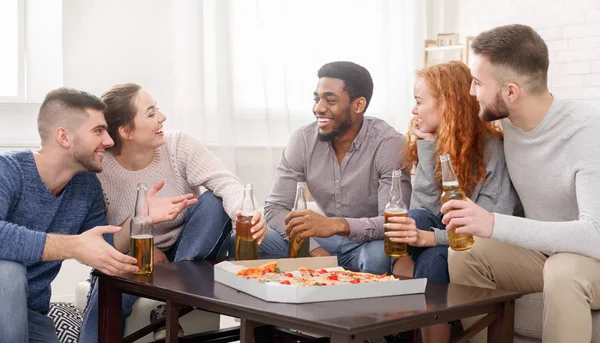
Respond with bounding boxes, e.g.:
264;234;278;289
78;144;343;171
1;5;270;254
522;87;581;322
411;125;437;141
384;216;436;247
148;181;198;223
237;211;267;244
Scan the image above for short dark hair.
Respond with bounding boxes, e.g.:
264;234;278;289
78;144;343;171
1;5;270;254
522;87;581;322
101;83;142;155
38;88;106;143
471;24;549;93
317;61;374;112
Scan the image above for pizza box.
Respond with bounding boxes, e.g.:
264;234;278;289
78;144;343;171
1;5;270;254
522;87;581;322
213;256;427;304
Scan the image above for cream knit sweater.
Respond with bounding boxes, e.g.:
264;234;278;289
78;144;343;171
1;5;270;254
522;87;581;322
98;131;245;249
492;99;600;259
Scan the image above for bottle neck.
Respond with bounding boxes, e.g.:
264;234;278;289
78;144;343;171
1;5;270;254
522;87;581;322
441;160;459;184
134;187;149;217
389;174;403;206
240;187;256;215
293;184;307;210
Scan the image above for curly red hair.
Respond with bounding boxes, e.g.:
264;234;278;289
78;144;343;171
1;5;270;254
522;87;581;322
402;61;502;197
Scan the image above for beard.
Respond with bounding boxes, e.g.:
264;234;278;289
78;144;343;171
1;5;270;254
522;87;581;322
480;91;510;122
73;138;102;173
317;110;353;142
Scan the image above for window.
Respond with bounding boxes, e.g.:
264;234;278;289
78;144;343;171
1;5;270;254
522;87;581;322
229;0;389;115
0;0;25;101
197;0;418;147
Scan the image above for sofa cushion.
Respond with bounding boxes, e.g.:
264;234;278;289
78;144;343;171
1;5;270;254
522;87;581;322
515;292;600;342
47;302;83;343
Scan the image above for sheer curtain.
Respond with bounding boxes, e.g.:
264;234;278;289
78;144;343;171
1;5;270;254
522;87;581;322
170;0;426;202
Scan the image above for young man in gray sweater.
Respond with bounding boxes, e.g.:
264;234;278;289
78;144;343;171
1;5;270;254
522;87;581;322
441;24;600;343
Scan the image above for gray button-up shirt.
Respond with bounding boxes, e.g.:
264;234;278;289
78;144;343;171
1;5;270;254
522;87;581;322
264;116;412;250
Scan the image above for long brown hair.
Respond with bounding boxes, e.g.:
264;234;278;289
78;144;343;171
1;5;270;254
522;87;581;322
402;61;502;196
101;83;142;155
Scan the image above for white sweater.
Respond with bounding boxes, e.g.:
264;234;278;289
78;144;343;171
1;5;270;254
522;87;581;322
492;99;600;260
98;132;245;249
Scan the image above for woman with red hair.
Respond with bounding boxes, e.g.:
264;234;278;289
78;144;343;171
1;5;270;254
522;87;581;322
385;61;521;342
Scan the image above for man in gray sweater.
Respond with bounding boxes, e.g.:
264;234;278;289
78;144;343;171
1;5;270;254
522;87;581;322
441;24;600;343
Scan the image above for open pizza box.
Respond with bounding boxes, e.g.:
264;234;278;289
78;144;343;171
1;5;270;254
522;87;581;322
214;256;427;304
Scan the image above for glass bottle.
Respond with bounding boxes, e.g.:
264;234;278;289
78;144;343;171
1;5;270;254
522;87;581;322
288;182;310;258
235;184;258;260
384;170;408;257
440;154;474;251
130;183;154;275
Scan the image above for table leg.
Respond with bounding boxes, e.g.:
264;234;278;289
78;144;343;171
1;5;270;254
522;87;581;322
166;300;180;343
330;332;352;342
240;318;261;343
98;278;122;343
487;300;515;343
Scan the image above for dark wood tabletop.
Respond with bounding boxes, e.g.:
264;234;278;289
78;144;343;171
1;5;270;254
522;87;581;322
96;260;521;342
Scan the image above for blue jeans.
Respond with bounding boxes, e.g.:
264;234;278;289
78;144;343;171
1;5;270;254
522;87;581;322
80;191;232;342
256;227;392;275
0;260;60;343
407;209;449;283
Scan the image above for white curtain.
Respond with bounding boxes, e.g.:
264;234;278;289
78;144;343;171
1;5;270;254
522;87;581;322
169;0;426;202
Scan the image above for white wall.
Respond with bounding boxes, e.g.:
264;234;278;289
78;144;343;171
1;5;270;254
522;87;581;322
62;0;177;112
457;0;600;109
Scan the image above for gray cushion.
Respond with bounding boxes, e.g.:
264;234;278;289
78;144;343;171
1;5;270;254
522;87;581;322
515;292;600;342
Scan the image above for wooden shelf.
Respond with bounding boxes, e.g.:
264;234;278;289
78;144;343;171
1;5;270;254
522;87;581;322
423;36;474;67
424;45;465;52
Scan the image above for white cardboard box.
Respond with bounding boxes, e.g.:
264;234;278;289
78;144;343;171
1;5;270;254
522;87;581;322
214;256;427;304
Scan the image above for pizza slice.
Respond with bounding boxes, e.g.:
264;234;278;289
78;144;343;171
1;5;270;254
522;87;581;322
236;262;279;277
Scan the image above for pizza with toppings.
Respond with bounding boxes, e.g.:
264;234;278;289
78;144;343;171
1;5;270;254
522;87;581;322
236;262;397;286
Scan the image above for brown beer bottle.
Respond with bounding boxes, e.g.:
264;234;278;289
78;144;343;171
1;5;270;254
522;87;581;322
130;183;155;275
384;170;408;258
235;184;258;260
288;182;310;258
440;154;474;251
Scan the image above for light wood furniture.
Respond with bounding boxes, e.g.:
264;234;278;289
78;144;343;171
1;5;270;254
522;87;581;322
424;36;474;67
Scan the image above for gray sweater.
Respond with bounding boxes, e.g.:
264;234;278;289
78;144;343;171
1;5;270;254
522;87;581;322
492;99;600;260
410;137;521;245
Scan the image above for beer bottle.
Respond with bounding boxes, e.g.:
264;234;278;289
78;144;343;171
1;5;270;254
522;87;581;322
288;182;310;258
130;183;155;275
235;184;259;260
384;170;408;257
440;154;474;251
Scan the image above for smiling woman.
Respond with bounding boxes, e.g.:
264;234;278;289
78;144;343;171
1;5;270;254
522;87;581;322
385;61;522;342
79;83;270;341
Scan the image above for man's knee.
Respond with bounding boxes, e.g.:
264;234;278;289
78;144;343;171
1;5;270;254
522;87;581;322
447;238;493;284
359;240;391;274
447;247;472;282
257;227;288;259
0;260;27;295
543;253;589;296
0;261;28;341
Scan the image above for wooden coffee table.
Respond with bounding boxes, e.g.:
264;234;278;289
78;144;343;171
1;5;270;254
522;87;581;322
96;260;520;343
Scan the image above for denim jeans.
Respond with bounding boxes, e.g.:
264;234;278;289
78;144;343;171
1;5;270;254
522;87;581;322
80;190;232;343
407;208;449;283
256;227;392;275
0;260;60;343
